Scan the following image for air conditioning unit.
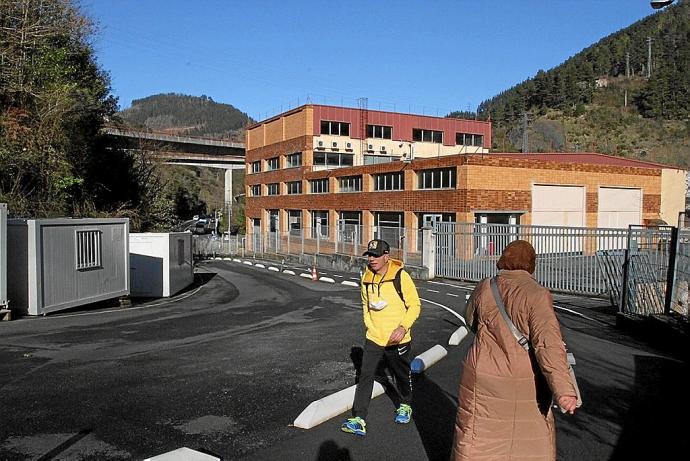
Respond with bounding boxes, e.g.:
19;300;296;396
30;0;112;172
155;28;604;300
367;144;374;151
332;141;339;149
380;145;387;153
316;140;325;150
345;142;353;150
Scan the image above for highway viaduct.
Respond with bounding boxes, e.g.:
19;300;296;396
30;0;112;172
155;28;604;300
103;127;246;223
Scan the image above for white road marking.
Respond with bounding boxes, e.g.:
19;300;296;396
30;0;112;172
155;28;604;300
426;289;439;293
420;297;465;323
446;293;459;297
553;304;607;324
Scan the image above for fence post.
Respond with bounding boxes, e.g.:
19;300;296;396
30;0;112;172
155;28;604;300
422;226;436;279
664;226;679;315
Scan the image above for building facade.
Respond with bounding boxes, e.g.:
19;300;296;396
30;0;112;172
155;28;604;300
244;104;686;257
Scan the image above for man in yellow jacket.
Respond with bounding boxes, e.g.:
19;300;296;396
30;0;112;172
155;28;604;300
341;239;421;436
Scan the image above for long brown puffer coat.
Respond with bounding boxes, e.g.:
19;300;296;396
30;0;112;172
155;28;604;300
453;269;576;461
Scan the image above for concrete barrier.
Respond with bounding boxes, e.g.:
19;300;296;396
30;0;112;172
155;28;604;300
448;325;469;346
144;447;220;461
411;344;448;373
293;381;385;429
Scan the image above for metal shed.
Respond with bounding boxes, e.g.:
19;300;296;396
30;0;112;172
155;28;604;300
129;232;193;297
7;218;130;316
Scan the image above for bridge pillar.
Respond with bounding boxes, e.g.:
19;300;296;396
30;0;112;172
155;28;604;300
224;169;233;204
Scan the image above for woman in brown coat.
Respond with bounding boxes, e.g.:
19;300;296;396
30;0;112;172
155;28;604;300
453;240;578;461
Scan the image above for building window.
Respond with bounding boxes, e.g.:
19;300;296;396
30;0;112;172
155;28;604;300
374;212;404;249
251;184;261;196
266;157;280;171
320;120;350;136
251;161;261;173
287;181;302;194
366;125;392;139
75;230;102;270
286;152;302;168
418;167;456;189
288;210;302;235
339;175;362;192
312;210;329;237
268;209;279;232
310;178;329;194
313;151;354;169
374;172;404;191
413;128;443;143
364;155;394;165
338;211;362;244
267;183;279;195
456;132;484;147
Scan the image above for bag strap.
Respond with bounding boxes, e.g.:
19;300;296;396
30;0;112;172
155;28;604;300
490;276;530;351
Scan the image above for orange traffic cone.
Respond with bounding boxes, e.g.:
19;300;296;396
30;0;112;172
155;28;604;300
311;264;318;281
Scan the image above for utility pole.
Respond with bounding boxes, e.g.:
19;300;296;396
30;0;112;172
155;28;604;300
646;37;653;78
521;112;530;153
625;52;630;78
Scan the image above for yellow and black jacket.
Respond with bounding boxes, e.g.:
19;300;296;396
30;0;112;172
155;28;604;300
360;258;421;347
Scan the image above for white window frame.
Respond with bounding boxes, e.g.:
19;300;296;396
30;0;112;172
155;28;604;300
418;167;456;189
267;183;279;195
413;128;443;143
287;181;302;194
374;172;404;191
251;161;261;173
251;184;261;196
286;152;302;168
310;178;329;194
266;157;280;171
339;175;362;192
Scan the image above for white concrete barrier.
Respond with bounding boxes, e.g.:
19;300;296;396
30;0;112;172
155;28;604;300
293;381;385;430
341;281;359;287
410;344;448;374
145;447;220;461
255;263;265;268
319;277;336;283
299;273;313;279
283;270;295;275
268;266;279;272
243;261;253;265
448;325;469;346
232;258;241;263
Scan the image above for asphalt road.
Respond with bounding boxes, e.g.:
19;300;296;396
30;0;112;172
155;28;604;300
0;259;687;460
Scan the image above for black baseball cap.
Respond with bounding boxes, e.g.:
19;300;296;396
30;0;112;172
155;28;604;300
363;239;390;257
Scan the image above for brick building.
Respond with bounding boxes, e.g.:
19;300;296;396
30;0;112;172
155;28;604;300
244;104;686;255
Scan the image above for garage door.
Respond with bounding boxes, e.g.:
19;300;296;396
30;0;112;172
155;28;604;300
598;187;641;229
532;185;585;227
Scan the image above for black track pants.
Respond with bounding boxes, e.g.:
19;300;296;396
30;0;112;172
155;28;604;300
352;339;412;420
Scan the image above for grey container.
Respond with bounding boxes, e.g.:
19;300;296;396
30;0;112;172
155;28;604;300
7;218;130;315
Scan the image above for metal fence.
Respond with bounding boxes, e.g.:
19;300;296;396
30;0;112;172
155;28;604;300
434;222;632;295
192;225;424;266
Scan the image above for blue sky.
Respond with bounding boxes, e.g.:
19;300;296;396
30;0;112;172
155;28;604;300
81;0;662;121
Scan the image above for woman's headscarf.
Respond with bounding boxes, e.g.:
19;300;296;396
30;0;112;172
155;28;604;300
496;240;536;274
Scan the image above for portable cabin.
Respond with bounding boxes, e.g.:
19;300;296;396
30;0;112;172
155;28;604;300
7;218;130;315
129;232;193;297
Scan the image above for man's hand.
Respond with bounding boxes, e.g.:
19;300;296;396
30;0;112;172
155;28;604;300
387;326;407;345
556;395;578;415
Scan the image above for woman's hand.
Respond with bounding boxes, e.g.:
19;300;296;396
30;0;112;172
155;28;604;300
557;395;578;415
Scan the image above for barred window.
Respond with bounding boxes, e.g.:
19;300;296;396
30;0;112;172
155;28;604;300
267;183;279;195
287;181;302;194
251;161;261;173
288;210;302;235
418;167;456;189
374;172;404;191
266;157;280;170
413;128;443;143
310;178;329;194
75;230;102;270
320;120;350;136
364;155;394;165
251;184;261;196
339;175;362;192
286;152;302;168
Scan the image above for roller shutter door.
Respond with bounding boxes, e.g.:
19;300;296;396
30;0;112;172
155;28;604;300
531;185;585;227
598;187;641;228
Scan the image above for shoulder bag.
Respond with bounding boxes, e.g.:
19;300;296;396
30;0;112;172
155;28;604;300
489;276;582;409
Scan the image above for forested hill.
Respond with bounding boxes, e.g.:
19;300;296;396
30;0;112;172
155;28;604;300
119;93;253;140
458;0;689;168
